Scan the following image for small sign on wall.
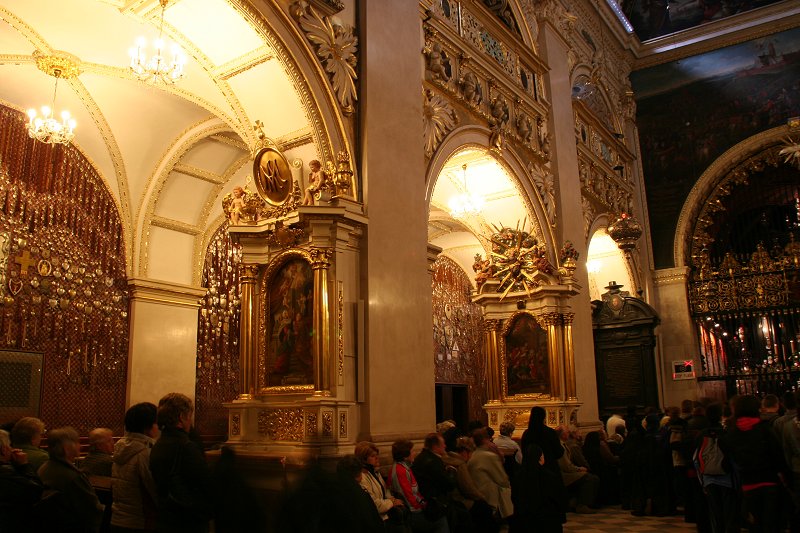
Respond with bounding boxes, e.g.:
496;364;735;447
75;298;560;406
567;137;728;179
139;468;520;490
672;360;696;380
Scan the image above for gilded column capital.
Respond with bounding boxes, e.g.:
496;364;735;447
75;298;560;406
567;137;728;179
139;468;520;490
562;312;575;325
238;263;260;280
536;312;561;328
483;319;502;332
309;247;333;269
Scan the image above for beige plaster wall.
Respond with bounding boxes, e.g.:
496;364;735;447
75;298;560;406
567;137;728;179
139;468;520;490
126;282;204;407
652;267;700;407
359;2;434;440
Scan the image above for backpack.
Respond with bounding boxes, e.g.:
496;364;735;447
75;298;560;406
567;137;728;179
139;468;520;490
694;432;727;476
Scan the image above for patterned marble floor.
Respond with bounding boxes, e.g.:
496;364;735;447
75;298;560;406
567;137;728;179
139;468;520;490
563;506;696;532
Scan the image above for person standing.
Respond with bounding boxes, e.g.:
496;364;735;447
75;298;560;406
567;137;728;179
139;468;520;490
149;393;211;533
112;402;159;533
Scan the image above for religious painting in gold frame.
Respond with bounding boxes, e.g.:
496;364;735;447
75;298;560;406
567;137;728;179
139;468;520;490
500;311;551;398
258;250;315;393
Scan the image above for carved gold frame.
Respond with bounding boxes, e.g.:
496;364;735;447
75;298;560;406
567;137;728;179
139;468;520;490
499;310;552;400
257;248;315;394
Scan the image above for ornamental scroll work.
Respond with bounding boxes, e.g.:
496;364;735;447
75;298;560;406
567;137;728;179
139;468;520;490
291;0;358;114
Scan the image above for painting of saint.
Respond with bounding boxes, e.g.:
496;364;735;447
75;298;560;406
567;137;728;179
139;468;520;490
504;314;549;397
267;258;314;387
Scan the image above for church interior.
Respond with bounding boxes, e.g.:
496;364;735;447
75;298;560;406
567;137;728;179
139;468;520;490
1;0;800;507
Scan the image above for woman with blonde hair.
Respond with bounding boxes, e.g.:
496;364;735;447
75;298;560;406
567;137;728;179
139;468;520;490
355;441;408;532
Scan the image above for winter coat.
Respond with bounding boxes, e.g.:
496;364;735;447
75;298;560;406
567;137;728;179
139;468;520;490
38;457;104;533
111;432;157;530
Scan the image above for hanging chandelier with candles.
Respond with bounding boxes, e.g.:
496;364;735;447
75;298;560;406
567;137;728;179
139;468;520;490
129;0;185;85
27;51;81;146
448;163;484;219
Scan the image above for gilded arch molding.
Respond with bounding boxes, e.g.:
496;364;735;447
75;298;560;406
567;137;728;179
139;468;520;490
234;0;354;171
674;125;795;268
425;125;557;264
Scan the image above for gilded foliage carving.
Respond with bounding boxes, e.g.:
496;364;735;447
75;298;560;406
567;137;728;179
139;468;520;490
306;411;318;437
322;411;333;437
258;408;304;441
529;162;556;227
423;89;458;157
291;1;358;114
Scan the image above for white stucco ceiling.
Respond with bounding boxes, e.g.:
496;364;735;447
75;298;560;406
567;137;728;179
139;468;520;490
0;0;317;283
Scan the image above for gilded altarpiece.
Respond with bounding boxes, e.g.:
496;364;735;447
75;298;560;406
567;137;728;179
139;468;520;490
224;204;363;456
432;256;486;422
471;228;582;433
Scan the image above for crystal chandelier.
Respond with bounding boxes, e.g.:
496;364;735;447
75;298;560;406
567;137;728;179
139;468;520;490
27;51;81;146
448;164;484;219
129;0;185;85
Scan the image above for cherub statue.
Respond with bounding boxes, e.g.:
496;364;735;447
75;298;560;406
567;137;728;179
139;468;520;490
426;42;450;82
516;114;533;144
472;253;493;289
225;186;245;225
302;160;330;206
460;71;482;106
222;180;263;224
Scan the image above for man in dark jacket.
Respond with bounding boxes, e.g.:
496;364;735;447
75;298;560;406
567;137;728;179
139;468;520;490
37;426;104;532
0;428;43;532
412;432;456;521
149;392;211;533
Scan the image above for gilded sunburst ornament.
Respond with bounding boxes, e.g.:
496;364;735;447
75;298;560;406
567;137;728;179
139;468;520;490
779;137;800;169
292;1;358;114
487;223;554;300
423;89;458;158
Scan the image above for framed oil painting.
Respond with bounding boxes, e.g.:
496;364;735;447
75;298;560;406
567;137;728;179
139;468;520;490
502;313;550;398
264;257;315;389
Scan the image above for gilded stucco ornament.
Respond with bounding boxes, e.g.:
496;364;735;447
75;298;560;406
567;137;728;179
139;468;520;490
222;179;265;225
423;89;459;158
291;1;358;114
488;94;510;151
485;225;555;300
425;41;452;83
459;70;483;107
581;195;594;238
529;162;556;227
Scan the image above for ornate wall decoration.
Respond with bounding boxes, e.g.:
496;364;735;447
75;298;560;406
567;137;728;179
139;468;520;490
482;0;521;35
305;410;318;437
337;282;344;382
339;411;347;438
582;195;594;238
0;106;129;435
291;1;358;114
425;41;453;83
481;226;554;299
322;410;333;437
258;408;304;441
529;162;556;226
423;89;459;158
230;414;241;436
196;223;241;435
432;256;486;422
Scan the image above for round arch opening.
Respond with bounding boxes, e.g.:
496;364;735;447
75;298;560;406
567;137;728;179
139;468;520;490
587;228;634;301
429;147;533;283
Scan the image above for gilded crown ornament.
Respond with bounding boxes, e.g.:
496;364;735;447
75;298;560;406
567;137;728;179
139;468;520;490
608;212;642;252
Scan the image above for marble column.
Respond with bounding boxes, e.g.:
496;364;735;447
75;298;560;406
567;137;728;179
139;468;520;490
359;1;432;440
539;22;600;424
126;278;205;406
483;320;502;403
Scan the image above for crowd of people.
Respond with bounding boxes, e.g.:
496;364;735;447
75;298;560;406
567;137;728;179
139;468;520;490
0;392;261;533
4;392;800;532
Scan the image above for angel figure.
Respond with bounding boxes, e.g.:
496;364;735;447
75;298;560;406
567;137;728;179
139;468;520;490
302;160;330;206
225;186;246;225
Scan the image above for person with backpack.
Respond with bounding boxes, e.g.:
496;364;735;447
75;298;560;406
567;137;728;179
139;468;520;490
694;403;737;533
720;395;788;532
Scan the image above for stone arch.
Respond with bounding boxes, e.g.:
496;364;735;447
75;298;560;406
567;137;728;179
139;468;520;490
674;125;793;268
